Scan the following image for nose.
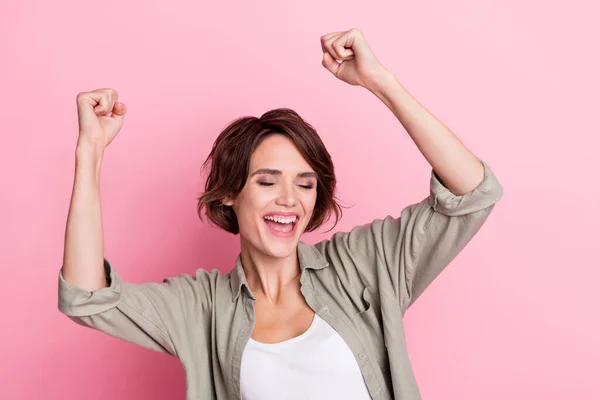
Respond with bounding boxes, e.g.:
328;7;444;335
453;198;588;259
275;182;297;207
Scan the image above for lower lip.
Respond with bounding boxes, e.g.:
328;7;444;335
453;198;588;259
264;219;298;238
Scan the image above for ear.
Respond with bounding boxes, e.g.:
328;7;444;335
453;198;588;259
221;196;234;207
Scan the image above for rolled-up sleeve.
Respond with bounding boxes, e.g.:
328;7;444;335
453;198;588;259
428;159;503;216
395;158;504;313
328;158;504;315
58;258;192;356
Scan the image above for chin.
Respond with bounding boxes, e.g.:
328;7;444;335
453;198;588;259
262;231;305;259
261;237;299;258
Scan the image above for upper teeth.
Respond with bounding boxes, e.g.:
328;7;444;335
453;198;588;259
264;215;297;224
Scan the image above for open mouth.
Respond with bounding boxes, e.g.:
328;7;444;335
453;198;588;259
263;215;298;237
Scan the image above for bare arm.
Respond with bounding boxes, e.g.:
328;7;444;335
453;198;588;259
61;144;107;291
61;88;125;291
320;28;484;196
320;29;504;314
57;89;197;356
366;71;484;196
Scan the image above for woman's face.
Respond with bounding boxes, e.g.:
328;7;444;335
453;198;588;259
223;134;318;259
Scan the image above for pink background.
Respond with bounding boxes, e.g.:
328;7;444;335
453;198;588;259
1;0;598;398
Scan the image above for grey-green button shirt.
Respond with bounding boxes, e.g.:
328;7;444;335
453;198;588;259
58;158;503;399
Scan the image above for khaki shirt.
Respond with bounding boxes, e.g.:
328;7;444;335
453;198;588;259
58;158;503;399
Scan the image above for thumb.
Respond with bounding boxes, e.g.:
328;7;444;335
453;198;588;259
322;52;340;76
111;101;127;124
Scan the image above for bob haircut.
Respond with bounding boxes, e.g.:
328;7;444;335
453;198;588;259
197;108;344;235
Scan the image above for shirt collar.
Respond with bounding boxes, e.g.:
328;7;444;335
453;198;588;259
230;240;329;302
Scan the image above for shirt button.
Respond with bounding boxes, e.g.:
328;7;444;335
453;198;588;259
358;352;366;360
322;306;331;314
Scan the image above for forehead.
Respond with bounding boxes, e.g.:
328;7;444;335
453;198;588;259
250;135;313;171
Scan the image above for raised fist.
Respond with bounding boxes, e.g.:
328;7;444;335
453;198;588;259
76;88;127;151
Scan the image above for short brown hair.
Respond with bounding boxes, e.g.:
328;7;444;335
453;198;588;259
196;108;344;234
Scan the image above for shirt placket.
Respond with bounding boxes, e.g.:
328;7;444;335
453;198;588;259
230;292;255;400
299;272;391;400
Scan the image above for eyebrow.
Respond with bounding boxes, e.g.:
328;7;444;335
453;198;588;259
250;168;317;179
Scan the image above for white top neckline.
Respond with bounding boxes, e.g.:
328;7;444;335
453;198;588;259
241;312;372;399
248;313;319;348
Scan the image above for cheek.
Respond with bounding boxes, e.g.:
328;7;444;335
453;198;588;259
236;193;269;226
301;191;318;214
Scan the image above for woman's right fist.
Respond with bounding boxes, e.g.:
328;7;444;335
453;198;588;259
76;88;127;151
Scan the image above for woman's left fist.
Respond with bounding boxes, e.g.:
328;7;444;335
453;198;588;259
320;29;388;88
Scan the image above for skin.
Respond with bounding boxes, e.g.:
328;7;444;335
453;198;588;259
66;28;485;343
223;134;319;343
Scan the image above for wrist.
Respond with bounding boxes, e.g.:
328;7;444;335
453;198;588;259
75;141;104;176
363;68;396;94
76;138;104;160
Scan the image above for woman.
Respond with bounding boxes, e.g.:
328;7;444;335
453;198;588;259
59;29;504;399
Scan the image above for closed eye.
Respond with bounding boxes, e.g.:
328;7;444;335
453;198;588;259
258;182;314;189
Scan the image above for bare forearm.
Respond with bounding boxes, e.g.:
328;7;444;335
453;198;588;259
366;72;484;196
61;145;107;291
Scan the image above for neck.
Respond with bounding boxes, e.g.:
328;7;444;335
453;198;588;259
240;239;301;305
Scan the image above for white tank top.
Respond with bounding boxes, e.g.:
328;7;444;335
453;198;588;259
240;313;372;399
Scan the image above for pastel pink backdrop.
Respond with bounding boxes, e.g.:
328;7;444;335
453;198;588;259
1;0;598;399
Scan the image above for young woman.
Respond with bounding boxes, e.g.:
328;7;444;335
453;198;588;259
59;29;504;399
